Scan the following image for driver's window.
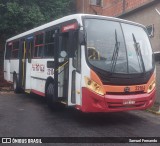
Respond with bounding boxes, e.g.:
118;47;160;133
88;47;100;60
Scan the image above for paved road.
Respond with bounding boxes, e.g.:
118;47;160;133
0;92;160;146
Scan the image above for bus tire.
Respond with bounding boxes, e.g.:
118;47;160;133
46;81;58;108
46;81;65;110
13;74;21;93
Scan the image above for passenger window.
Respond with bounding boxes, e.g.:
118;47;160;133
12;41;19;59
34;33;44;58
44;30;55;58
5;43;12;59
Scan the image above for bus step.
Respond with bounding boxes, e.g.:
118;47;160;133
25;90;31;94
60;101;67;105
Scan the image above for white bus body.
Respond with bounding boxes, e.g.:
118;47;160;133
4;14;156;112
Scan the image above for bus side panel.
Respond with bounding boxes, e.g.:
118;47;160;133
30;59;54;96
10;59;19;82
4;60;10;82
31;78;45;96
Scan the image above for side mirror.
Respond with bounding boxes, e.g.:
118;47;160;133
154;52;160;62
60;51;67;58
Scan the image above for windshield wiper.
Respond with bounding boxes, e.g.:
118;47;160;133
132;33;145;73
110;30;120;73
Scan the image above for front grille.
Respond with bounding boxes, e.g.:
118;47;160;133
107;100;146;109
107;91;145;95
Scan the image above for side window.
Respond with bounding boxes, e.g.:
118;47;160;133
44;30;55;58
12;41;19;59
5;43;12;59
34;33;44;58
90;0;103;6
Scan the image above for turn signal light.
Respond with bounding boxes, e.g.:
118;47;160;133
84;76;105;95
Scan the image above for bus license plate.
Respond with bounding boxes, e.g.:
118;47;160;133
123;100;135;105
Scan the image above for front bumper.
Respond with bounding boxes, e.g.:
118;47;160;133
77;87;156;113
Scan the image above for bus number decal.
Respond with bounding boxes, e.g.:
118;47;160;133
32;64;45;72
47;69;54;75
135;85;145;91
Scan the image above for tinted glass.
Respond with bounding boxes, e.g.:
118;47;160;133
84;19;153;74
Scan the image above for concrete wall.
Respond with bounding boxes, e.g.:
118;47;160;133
120;2;160;53
76;0;153;16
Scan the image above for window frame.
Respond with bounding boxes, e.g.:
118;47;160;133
90;0;103;7
146;24;154;38
33;32;44;58
27;37;34;63
44;29;55;58
11;40;19;59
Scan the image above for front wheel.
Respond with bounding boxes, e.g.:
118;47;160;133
46;81;65;110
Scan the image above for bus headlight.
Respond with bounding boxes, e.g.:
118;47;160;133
147;81;156;93
84;76;105;95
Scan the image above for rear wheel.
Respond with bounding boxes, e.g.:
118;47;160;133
13;74;21;93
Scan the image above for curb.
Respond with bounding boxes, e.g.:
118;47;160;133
0;87;13;93
147;109;160;115
146;102;160;115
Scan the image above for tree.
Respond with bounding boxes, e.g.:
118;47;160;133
0;0;75;41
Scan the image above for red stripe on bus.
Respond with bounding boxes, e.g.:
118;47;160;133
31;89;45;97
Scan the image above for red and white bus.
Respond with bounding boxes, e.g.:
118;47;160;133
4;14;156;112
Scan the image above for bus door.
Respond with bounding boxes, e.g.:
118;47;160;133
58;32;70;102
58;23;80;106
25;36;34;90
67;30;81;106
19;39;27;90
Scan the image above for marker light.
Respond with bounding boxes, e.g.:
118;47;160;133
84;76;105;95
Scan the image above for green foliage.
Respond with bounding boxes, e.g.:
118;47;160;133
0;0;75;40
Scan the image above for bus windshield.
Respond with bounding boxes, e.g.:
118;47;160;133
84;19;153;74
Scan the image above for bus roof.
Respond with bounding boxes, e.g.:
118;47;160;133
6;14;145;42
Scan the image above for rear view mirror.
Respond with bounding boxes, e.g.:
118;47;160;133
154;52;160;62
60;51;67;58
